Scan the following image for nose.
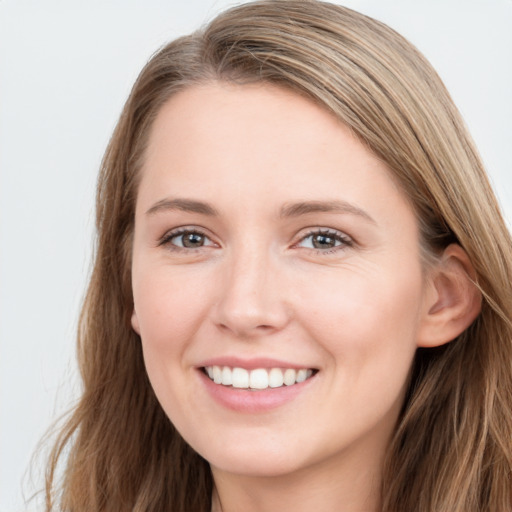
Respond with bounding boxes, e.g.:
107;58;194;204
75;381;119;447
212;246;290;338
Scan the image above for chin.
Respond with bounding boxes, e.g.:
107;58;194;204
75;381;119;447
191;435;312;478
209;453;307;478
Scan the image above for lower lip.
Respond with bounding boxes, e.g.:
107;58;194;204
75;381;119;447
198;369;316;413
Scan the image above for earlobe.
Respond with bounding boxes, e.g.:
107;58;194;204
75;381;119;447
131;309;141;335
417;244;482;348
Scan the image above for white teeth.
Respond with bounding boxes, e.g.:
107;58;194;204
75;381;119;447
204;366;315;389
296;369;308;383
213;365;222;384
269;367;284;388
232;367;249;388
249;368;268;389
221;366;232;386
283;368;296;386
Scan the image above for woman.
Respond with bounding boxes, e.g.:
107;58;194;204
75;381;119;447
44;1;512;510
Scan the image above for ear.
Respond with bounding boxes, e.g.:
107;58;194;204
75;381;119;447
131;309;141;335
417;244;481;348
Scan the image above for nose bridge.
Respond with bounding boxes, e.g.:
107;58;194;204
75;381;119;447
214;237;288;336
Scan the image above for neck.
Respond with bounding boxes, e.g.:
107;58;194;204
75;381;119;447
210;447;383;512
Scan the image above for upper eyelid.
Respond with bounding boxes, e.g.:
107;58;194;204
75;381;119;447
160;225;213;239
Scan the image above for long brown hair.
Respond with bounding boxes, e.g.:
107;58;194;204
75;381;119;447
45;1;512;510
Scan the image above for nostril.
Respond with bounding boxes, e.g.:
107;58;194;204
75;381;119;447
217;322;277;337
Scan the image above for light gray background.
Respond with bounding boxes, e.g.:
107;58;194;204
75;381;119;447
1;1;511;510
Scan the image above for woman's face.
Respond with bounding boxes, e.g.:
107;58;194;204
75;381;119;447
131;82;431;478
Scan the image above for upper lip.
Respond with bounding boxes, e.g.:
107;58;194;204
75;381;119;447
198;356;317;371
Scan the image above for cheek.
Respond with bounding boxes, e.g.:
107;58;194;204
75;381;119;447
290;266;424;444
296;263;424;373
132;267;217;421
134;268;211;347
132;266;215;407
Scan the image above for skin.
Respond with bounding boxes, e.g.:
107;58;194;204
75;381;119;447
130;82;480;512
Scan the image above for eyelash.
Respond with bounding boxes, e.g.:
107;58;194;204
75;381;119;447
158;227;354;255
296;229;354;254
158;228;215;251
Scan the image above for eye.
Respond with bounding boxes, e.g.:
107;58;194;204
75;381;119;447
160;229;216;250
297;229;352;252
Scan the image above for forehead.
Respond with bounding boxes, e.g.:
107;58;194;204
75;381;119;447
138;81;410;225
145;82;349;163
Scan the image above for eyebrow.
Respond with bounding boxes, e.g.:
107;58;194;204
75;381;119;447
145;197;375;224
146;198;219;216
280;200;376;224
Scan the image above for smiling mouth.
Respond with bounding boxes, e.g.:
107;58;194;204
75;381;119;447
202;366;317;390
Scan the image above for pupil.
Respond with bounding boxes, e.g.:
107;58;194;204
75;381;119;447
313;234;334;249
183;233;204;248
